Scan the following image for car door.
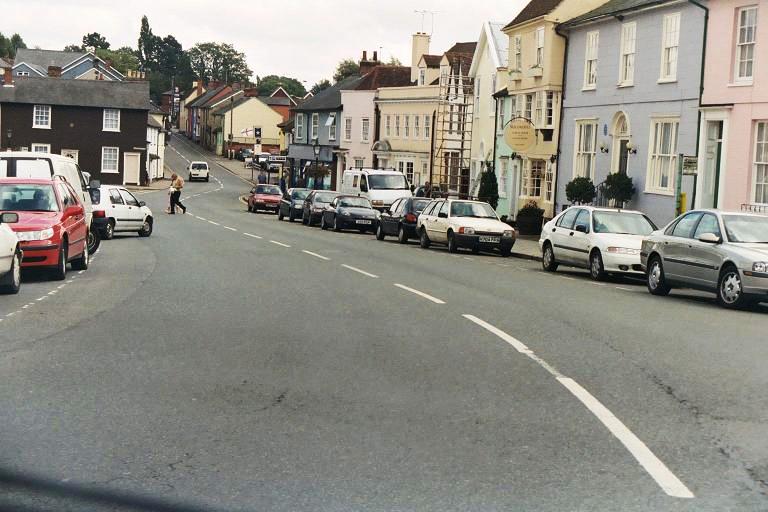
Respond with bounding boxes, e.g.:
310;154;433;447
57;183;83;256
432;201;450;243
64;183;87;255
425;200;445;241
569;209;593;267
550;208;581;264
107;188;129;231
118;189;145;230
663;212;704;280
324;198;337;225
688;213;725;288
382;199;401;235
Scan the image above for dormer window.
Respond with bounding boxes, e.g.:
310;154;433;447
419;68;426;86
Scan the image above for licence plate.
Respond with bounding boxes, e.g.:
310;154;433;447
479;236;500;243
356;220;372;225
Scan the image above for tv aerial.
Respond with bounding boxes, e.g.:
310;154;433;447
414;10;440;35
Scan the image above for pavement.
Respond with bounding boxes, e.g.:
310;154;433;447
1;134;767;511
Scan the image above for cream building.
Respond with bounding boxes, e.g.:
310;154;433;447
211;96;284;156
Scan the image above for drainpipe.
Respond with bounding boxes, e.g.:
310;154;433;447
688;0;709;209
554;23;570;215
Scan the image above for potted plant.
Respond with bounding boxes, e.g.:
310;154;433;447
603;172;636;208
516;200;545;235
565;176;596;205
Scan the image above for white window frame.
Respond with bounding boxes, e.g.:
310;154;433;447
535;27;545;68
328;114;336;141
424;115;431;140
513;35;522;71
344;117;352;141
498;158;508;198
33;104;51;129
31;143;51;153
573;119;598;179
619;22;636;86
296;114;305;140
385;115;391;138
395;115;401;137
498;97;506;134
645;117;680;195
522;159;544;197
361;118;370;143
524;93;533;121
101;146;120;174
311;113;319;140
489;74;497;114
584;31;599;90
419;68;426;86
544;91;555;128
404;115;410;138
103;108;121;132
752;121;768;204
354;158;365;168
659;13;681;82
735;6;758;83
16;71;30;77
415;115;420;139
534;91;545;127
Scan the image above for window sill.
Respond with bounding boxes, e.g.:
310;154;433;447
101;169;119;174
657;78;677;84
32;125;51;130
103;128;121;133
617;82;634;88
727;81;753;87
582;86;597;92
644;189;674;197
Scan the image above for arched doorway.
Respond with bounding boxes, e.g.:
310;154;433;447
611;112;631;175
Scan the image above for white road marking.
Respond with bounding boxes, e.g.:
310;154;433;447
588;282;607;286
243;233;262;239
560;276;578;281
616;286;640;292
196;216;206;221
463;257;474;261
36;296;48;301
393;284;445;304
57;285;66;289
341;264;379;278
270;240;291;248
223;226;237;232
208;220;220;226
464;314;694;499
22;304;30;309
78;271;85;275
48;291;57;295
302;250;330;261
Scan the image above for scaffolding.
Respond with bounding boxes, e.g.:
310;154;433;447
431;58;475;199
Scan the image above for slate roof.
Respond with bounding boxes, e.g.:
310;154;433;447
505;0;563;28
211;96;251;114
489;22;510;66
185;85;226;108
14;48;86;70
0;57;13;67
562;0;669;26
354;66;413;90
259;96;292;106
0;77;149;110
292;75;364;112
422;55;443;68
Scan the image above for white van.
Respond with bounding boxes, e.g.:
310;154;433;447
341;168;412;211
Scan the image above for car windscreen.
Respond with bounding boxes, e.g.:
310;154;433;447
412;199;431;213
314;193;337;203
256;185;281;195
191;163;208;170
292;190;310;200
722;215;768;243
368;174;409;190
0;157;53;178
450;202;497;219
0;184;59;212
338;197;371;208
592;211;657;235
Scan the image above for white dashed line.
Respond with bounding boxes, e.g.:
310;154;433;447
223;226;237;232
302;250;330;261
78;270;85;274
270;240;291;248
196;216;207;221
341;264;379;278
36;296;48;301
208;221;220;226
616;286;640;292
393;284;445;304
243;233;263;239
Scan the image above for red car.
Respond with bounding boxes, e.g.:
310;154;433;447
247;184;282;214
0;178;89;280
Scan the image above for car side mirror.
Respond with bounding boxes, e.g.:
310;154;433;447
575;224;588;233
139;201;146;207
0;212;19;224
88;179;101;190
698;232;722;244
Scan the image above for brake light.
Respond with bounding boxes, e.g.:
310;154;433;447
404;213;417;223
93;210;106;218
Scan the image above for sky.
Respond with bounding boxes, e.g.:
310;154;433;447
4;0;527;87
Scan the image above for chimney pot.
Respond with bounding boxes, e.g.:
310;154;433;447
363;50;368;61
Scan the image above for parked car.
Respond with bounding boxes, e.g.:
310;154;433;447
188;161;210;182
376;197;432;243
0;211;21;294
278;188;310;222
320;195;379;233
247;184;282;213
302;190;340;226
93;185;153;239
236;148;254;162
539;206;657;281
341;168;413;211
641;209;768;309
417;199;515;256
0;178;89;280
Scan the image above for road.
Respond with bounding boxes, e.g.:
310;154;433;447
1;136;767;511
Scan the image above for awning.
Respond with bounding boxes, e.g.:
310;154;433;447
325;113;336;127
287;144;333;162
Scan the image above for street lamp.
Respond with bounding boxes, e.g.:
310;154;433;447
312;137;321;190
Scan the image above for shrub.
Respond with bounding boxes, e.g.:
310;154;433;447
478;167;499;209
603;172;636;206
517;199;544;218
565;177;596;204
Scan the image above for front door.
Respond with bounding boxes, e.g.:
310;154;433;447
618;140;629;174
699;121;724;209
123;152;141;185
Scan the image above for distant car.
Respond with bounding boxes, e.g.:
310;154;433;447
376;197;432;243
247;184;282;213
320;195;379;233
417;199;515;257
93;185;153;239
0;211;21;294
302;190;340;226
237;148;254;162
188;161;210;182
278;188;310;222
539;206;657;281
641;209;768;309
0;178;89;280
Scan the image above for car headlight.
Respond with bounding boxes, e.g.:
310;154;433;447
341;210;351;216
607;247;640;255
503;230;514;237
17;228;54;241
313;207;323;212
753;262;768;273
371;200;384;206
458;227;475;235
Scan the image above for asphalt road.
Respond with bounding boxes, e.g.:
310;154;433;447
1;136;767;511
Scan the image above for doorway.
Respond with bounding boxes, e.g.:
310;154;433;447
124;152;141;185
612;112;631;175
700;120;723;209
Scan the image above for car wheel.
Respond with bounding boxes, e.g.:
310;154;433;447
542;243;558;272
333;216;340;232
87;228;100;255
717;265;750;309
397;225;408;244
376;223;385;240
205;176;210;182
419;228;431;249
52;243;68;281
0;251;21;294
646;256;671;296
320;215;328;230
71;240;89;271
589;250;606;281
447;231;458;253
500;246;512;258
102;220;115;240
278;209;284;221
138;218;153;237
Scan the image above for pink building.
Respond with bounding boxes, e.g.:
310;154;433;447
698;0;768;211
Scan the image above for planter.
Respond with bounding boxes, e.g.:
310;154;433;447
516;214;544;235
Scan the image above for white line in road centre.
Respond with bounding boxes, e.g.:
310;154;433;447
243;233;263;239
341;264;379;279
393;284;445;304
223;226;237;232
270;240;291;248
302;250;330;261
463;314;694;499
208;221;220;226
196;216;206;221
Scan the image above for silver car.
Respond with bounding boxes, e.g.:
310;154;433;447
641;210;768;308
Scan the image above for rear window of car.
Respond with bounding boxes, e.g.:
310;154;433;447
315;192;337;203
256;185;281;195
191;163;208;170
412;199;431;213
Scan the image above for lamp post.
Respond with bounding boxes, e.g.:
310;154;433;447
5;128;11;151
312;137;321;190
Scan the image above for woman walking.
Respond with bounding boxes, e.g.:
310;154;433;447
168;173;186;214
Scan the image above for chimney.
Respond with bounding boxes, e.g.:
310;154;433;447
373;51;378;62
47;66;62;78
411;32;431;82
359;50;381;76
2;67;13;87
362;50;368;61
194;80;203;95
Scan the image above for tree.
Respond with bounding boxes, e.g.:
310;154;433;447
333;58;359;83
478;166;499;209
603;172;636;207
82;32;110;50
0;32;26;59
137;15;161;71
64;44;84;52
95;47;139;75
135;17;194;101
255;75;306;97
387;56;403;66
310;79;331;95
565;177;596;204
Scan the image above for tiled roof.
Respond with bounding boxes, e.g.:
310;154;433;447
422;55;443;67
14;48;86;70
354;66;413;90
187;85;228;108
505;0;563;28
0;77;149;110
446;42;477;55
293;75;364;112
562;0;668;26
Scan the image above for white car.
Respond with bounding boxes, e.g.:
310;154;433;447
93;185;154;240
539;206;658;280
188;161;210;182
0;212;21;294
416;198;516;257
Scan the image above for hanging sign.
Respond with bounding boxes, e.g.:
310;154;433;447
504;118;536;153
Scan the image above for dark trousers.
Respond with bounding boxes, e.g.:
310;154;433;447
170;190;185;214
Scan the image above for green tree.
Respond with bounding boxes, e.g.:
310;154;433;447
387;56;402;66
137;15;161;71
186;42;252;84
603;172;636;206
0;32;26;58
95;47;139;75
63;44;84;52
82;32;110;50
134;17;194;101
255;75;306;97
478;165;499;209
333;58;359;83
310;79;331;95
565;177;596;204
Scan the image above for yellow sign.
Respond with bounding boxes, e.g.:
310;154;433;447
504;118;536;153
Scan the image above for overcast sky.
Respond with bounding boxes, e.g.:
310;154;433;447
5;0;526;86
